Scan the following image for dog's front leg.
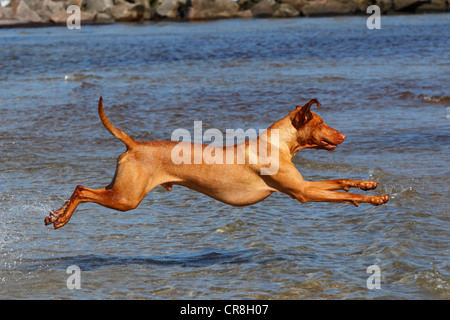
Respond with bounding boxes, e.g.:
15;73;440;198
293;186;389;207
271;170;389;207
306;179;378;192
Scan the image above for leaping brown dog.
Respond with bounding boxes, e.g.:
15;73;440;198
45;98;389;229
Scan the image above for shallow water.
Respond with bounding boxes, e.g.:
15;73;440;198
0;14;449;299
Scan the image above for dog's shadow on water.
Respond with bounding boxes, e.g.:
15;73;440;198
26;249;258;271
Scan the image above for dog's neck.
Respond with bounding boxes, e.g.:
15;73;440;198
265;114;307;158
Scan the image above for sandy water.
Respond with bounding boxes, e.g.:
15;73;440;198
0;14;449;299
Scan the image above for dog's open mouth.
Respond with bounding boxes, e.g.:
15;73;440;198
321;140;337;150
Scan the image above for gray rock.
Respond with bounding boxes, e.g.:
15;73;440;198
65;0;84;7
187;0;239;20
24;0;65;22
95;12;115;23
273;3;300;17
301;0;358;16
0;6;13;20
50;10;95;24
251;0;277;17
236;9;253;18
156;0;186;19
85;0;114;13
11;0;42;22
107;1;145;22
280;0;306;11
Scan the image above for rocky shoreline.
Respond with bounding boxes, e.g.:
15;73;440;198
0;0;448;28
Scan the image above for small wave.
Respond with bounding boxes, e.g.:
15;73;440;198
25;250;254;270
396;91;450;104
418;94;450;104
313;76;347;83
64;73;102;82
216;219;244;234
397;91;416;100
71;81;102;95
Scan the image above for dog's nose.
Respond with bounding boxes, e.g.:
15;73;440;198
340;133;346;141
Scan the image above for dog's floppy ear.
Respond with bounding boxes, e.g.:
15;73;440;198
292;99;321;129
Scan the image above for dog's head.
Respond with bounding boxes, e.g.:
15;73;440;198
291;99;346;151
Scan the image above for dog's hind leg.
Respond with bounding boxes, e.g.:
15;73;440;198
45;184;144;229
45;153;158;229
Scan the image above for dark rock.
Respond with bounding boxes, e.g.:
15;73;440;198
373;0;393;13
237;0;258;11
416;0;448;12
393;0;431;12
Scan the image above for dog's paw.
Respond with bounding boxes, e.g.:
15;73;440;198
45;201;70;228
369;195;389;206
44;210;59;226
358;181;378;191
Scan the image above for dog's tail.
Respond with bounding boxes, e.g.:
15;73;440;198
98;97;138;150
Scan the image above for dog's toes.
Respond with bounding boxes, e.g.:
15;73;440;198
360;181;378;191
44;211;58;226
53;214;72;229
45;201;70;227
53;220;65;229
370;195;389;206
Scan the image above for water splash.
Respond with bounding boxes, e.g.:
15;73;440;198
414;264;450;298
